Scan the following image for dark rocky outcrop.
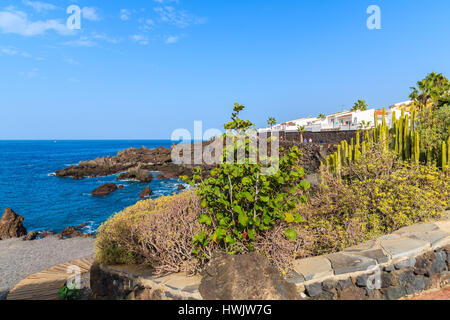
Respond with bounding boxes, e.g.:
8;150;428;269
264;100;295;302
139;186;153;198
118;167;153;183
55;145;184;179
92;183;122;196
199;251;301;300
0;208;27;240
177;184;186;191
55;138;339;183
156;174;169;180
38;230;54;238
23;231;38;241
59;222;90;239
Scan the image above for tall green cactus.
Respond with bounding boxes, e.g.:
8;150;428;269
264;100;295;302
354;144;361;162
448;136;450;172
414;131;420;165
404;114;410;160
442;141;447;171
398;116;404;159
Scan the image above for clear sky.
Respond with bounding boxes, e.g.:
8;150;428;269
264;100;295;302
1;0;450;139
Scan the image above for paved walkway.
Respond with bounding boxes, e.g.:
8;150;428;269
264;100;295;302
6;257;94;300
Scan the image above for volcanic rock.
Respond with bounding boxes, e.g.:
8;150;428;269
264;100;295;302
59;223;89;239
92;183;120;196
139;186;153;198
199;251;301;300
118;167;153;183
0;208;28;240
23;231;38;241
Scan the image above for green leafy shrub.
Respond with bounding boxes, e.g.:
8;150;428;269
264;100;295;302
185;104;310;255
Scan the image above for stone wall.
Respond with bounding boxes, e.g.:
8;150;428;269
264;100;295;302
91;212;450;300
265;130;358;145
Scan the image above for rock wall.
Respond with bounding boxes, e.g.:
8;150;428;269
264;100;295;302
266;130;358;145
90;212;450;300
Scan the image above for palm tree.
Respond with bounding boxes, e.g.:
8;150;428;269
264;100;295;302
297;126;306;142
409;72;450;110
351;100;368;111
318;113;326;119
267;117;276;130
358;120;372;131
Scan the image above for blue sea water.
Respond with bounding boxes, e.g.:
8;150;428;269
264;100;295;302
0;140;184;234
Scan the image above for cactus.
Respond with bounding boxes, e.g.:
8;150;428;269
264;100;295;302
349;145;353;163
354;144;361;162
356;131;360;146
404;114;410;160
442;141;447;171
414;131;420;165
336;146;341;176
398;116;404;159
448;136;450;172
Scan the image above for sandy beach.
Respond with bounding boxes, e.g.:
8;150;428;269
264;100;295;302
0;236;95;300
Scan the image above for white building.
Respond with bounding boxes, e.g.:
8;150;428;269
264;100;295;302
259;102;411;133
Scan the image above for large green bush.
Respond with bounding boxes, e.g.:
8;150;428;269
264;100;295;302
185;104;310;256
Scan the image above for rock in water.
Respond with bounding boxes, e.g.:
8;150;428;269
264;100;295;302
0;208;28;240
59;223;89;239
139;186;153;198
199;251;301;300
118;167;153;183
92;183;120;196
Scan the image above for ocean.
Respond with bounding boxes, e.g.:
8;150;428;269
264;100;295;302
0;140;184;234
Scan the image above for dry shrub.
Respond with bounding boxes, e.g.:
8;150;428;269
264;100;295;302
254;224;316;276
95;190;217;275
135;192;218;275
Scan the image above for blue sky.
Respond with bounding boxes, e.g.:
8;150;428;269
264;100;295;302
1;0;450;139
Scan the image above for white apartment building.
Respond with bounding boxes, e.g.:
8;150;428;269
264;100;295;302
259;101;411;133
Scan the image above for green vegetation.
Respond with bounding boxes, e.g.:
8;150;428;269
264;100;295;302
409;72;450;110
351;99;368;111
328;73;450;173
58;284;81;300
302;142;449;255
267;117;277;130
297;125;306;142
185;104;310;255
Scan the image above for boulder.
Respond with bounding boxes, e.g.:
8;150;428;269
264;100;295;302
199;251;301;300
92;183;120;196
0;208;28;240
23;231;38;241
178;184;186;191
139;186;153;198
156;174;169;180
38;230;54;238
59;223;89;239
118;168;153;183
